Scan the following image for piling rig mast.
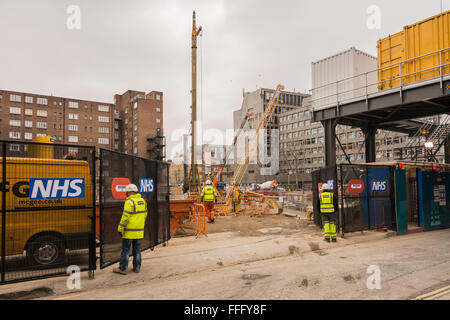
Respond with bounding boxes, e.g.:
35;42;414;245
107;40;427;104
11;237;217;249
186;11;203;197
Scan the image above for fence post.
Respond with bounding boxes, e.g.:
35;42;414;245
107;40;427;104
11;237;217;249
98;149;104;268
89;147;96;278
439;50;443;90
1;142;6;283
339;164;345;238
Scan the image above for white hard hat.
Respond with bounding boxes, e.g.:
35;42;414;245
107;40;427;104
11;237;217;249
125;184;139;192
206;180;212;185
322;183;330;190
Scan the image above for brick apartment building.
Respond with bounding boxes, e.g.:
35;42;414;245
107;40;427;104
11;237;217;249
0;88;163;159
113;90;164;159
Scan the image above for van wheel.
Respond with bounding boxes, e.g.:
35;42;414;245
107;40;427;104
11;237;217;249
28;235;65;266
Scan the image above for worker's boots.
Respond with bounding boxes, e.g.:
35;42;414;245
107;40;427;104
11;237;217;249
332;238;337;243
324;238;331;243
113;267;127;275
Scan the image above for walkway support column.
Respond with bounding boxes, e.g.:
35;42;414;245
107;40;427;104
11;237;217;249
445;135;450;165
323;119;337;167
362;126;377;164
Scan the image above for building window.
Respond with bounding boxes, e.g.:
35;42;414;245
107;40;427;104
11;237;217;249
156;108;161;113
10;94;21;102
25;132;33;140
25;120;33;128
37;97;48;105
125;108;128;114
134;147;138;154
9;132;20;139
98;116;109;123
134;125;137;131
156;118;161;124
68;124;78;131
9;119;21;127
133;113;138;120
68;113;78;120
36;110;48;117
98;105;110;112
124;140;128;146
133;102;138;109
124;118;128;125
69;101;79;109
98;138;109;145
37;122;47;129
9;144;20;151
68;136;78;143
25;96;33;104
9;107;21;114
133;136;137;142
98;127;109;133
156;94;161;101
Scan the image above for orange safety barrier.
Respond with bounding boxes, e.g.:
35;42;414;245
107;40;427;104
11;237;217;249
169;200;207;238
169;199;195;235
186;203;207;238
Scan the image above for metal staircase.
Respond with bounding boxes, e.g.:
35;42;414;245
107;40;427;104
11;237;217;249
395;115;449;162
428;114;450;147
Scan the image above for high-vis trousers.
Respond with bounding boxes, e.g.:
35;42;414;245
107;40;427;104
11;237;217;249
322;213;337;240
204;202;215;222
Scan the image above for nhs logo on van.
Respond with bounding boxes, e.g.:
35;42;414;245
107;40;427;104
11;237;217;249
140;178;154;193
29;178;85;200
371;180;387;192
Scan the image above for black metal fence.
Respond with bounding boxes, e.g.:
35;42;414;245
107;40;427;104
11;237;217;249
312;164;397;237
339;164;396;235
99;149;170;269
0;140;96;284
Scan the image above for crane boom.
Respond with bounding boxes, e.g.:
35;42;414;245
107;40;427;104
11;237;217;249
212;112;254;186
226;84;284;199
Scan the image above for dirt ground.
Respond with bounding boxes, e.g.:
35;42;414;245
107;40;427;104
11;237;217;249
174;210;322;238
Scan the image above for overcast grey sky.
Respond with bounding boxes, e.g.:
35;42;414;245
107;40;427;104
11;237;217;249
0;0;448;159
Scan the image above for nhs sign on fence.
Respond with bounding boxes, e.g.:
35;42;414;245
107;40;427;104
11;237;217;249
29;178;85;200
140;178;154;194
371;180;387;192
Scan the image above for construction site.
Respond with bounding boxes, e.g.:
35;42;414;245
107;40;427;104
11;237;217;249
0;2;450;303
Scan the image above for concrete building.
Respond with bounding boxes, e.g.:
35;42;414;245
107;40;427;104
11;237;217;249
233;88;309;184
279;96;410;190
0;88;163;159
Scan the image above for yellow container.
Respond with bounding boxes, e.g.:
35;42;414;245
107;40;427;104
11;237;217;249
27;135;55;159
378;10;450;90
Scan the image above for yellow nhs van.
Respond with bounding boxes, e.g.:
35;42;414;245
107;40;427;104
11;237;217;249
0;156;93;266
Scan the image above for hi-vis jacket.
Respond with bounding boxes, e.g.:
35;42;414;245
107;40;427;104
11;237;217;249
201;185;218;202
118;193;148;239
319;192;336;214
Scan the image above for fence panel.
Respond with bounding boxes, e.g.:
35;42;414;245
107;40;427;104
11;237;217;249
0;140;96;284
340;164;396;234
99;149;170;269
